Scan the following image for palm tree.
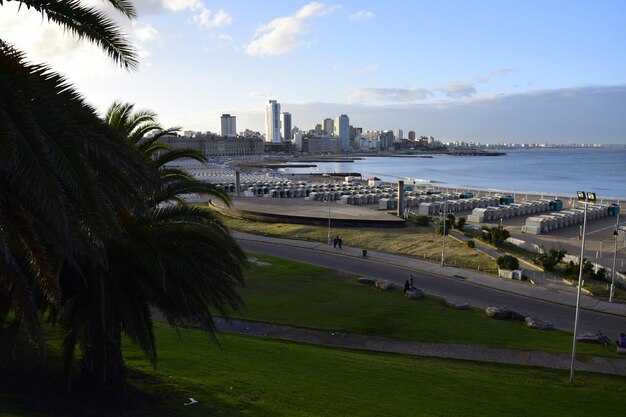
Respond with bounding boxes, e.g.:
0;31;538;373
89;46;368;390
55;103;246;388
0;42;151;351
0;0;138;69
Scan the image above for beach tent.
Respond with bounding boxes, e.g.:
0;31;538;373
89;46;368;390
368;177;383;187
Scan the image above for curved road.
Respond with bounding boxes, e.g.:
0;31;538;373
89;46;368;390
239;239;626;337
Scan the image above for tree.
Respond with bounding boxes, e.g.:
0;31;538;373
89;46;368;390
1;0;138;69
481;226;510;246
413;215;430;226
497;255;520;271
455;217;466;230
533;248;567;271
0;42;150;350
55;103;247;388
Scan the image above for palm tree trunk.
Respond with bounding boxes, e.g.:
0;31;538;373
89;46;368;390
80;321;126;387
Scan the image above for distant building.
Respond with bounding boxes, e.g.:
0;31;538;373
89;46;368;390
280;112;292;143
334;114;350;151
323;118;334;136
408;131;416;141
350;126;362;140
161;133;263;157
395;129;403;141
265;100;281;143
302;134;340;153
379;130;395;150
293;130;303;151
314;123;323;133
220;114;236;137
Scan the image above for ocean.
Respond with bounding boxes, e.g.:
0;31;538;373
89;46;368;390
286;148;626;200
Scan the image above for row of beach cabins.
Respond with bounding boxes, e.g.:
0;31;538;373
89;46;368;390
212;178;620;235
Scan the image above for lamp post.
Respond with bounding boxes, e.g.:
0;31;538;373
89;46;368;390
324;195;331;246
610;211;620;302
441;198;448;267
570;190;596;384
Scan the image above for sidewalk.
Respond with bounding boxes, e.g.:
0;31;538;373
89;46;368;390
216;318;626;377
232;231;626;317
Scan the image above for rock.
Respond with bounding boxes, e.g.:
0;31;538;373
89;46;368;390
485;306;525;321
357;277;376;285
577;332;611;345
375;280;393;291
405;289;424;299
525;317;554;330
445;299;471;310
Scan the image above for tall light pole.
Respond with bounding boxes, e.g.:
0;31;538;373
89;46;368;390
610;210;620;303
570;190;596;384
441;198;448;267
324;194;331;246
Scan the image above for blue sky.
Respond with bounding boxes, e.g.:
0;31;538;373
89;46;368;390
1;0;625;142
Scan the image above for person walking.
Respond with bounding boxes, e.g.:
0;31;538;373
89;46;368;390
338;237;343;249
333;236;338;249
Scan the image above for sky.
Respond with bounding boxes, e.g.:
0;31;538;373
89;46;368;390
1;0;625;143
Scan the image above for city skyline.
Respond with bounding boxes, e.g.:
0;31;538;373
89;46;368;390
1;0;625;143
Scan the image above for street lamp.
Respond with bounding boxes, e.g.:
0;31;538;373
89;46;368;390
610;210;621;303
440;198;448;267
570;190;595;384
323;195;331;246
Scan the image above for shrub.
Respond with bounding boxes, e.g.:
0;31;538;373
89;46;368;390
455;217;466;230
413;215;430;227
466;240;475;248
482;226;510;246
497;255;519;271
533;248;567;271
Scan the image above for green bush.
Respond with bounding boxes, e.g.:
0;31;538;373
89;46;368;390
497;255;519;270
455;217;466;230
466;240;475;248
533;248;567;271
413;215;430;227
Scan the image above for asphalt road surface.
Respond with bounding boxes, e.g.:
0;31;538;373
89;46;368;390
239;239;626;338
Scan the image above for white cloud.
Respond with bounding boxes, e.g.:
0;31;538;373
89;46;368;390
437;82;477;98
192;8;232;29
245;2;340;57
135;23;160;41
162;0;202;12
348;87;433;103
348;10;374;21
248;90;269;98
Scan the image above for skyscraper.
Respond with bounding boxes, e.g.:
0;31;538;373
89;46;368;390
334;114;350;150
408;131;416;141
395;129;403;141
323;118;334;136
280;112;292;143
220;114;236;137
265;100;281;143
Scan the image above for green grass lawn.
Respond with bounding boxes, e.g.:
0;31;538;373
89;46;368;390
237;254;615;356
2;323;626;417
215;210;499;273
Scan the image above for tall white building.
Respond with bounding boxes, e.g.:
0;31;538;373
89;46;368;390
334;114;350;151
265;100;281;143
394;129;403;141
280;112;292;143
220;114;236;137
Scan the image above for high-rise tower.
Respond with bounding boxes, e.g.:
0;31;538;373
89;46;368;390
335;114;350;150
220;114;236;137
280;112;292;143
265;100;281;143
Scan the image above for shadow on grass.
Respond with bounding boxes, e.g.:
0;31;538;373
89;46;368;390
0;342;273;417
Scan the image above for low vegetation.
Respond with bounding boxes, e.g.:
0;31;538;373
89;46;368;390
216;212;498;273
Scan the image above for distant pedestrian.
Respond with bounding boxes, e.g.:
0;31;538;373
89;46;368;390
333;236;338;248
618;333;626;348
409;274;415;290
403;279;411;294
338;237;343;249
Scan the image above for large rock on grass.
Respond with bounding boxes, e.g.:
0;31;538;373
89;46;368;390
405;289;424;299
375;280;393;291
357;277;376;285
485;306;525;321
525;317;554;330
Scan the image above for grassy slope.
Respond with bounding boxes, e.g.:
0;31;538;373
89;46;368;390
3;324;626;417
217;212;499;273
237;254;614;356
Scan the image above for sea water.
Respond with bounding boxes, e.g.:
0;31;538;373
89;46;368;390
287;148;626;200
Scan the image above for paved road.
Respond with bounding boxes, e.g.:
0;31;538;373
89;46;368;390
238;238;626;337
